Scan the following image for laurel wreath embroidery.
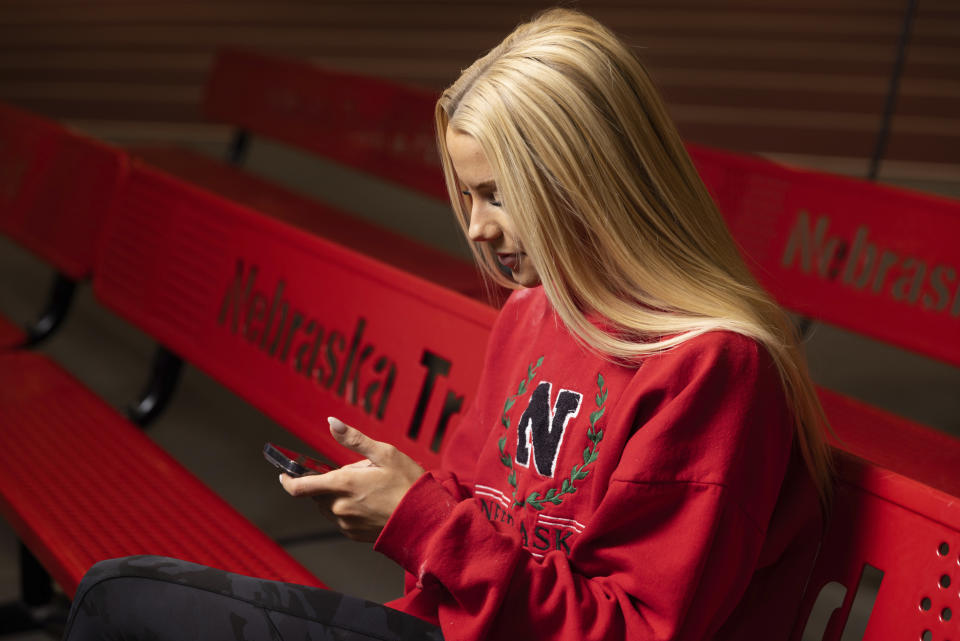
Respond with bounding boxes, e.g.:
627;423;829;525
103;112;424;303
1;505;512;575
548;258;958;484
524;372;607;511
498;356;544;505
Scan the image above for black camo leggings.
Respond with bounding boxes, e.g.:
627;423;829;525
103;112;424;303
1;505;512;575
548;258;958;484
62;556;444;641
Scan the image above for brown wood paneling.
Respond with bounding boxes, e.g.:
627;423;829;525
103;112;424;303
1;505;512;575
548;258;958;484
0;0;955;165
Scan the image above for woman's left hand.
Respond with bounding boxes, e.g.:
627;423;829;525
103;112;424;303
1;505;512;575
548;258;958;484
279;417;426;542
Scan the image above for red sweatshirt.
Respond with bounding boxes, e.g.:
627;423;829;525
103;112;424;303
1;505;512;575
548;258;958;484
375;286;822;641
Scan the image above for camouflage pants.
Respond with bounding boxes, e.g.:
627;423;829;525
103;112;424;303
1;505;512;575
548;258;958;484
62;556;444;641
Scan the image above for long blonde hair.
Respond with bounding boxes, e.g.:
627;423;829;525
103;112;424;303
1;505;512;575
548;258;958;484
436;8;832;506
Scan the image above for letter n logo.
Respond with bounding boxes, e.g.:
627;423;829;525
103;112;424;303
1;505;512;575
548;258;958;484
516;382;582;478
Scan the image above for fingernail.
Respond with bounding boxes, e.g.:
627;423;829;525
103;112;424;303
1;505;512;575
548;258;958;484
278;474;284;483
328;417;346;434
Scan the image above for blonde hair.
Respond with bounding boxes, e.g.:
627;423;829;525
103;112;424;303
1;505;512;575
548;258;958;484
436;8;832;506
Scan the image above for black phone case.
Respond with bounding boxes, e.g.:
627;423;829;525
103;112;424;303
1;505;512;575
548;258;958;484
263;443;312;477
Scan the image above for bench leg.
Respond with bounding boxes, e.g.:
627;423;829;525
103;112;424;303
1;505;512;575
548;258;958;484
127;345;185;428
20;542;52;607
0;543;55;634
226;128;251;165
24;273;77;348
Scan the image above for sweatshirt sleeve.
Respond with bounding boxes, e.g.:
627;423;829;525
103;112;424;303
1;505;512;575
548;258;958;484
376;333;795;641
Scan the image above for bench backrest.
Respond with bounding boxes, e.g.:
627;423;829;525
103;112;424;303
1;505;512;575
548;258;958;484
690;144;960;369
0;102;127;280
203;49;446;201
0;103;61;239
94;161;496;469
792;452;960;641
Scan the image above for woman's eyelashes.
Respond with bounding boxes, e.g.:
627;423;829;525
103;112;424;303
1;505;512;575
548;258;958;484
461;189;502;207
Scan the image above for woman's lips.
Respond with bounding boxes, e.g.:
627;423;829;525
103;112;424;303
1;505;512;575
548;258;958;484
497;252;522;270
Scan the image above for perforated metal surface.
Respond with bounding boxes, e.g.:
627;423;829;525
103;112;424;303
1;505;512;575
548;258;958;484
0;351;325;597
919;542;958;641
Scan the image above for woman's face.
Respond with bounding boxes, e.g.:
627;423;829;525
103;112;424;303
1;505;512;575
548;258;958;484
445;126;540;288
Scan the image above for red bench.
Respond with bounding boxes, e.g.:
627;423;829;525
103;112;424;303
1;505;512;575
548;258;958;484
0;63;497;627
0;120;333;629
691;145;959;369
0;156;496;629
0;102;126;349
129;48;488;303
689;145;960;639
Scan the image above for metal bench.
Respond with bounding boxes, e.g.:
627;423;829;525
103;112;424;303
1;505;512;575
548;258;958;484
0;156;496;631
0;127;330;631
689;144;960;640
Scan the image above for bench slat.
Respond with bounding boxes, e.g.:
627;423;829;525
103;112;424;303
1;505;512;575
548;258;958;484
820;387;960;499
0;351;325;597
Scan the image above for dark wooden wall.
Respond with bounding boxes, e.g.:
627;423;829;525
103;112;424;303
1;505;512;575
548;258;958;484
1;0;957;165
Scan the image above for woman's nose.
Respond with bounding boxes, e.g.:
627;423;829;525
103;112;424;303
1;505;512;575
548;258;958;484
467;204;501;243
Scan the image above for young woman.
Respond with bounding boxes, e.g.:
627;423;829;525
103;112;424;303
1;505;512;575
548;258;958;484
63;8;831;641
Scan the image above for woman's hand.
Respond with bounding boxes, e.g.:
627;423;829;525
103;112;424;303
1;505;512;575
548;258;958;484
279;417;425;542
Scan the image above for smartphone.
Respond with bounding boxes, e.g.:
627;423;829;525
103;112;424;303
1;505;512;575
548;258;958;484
264;443;337;477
